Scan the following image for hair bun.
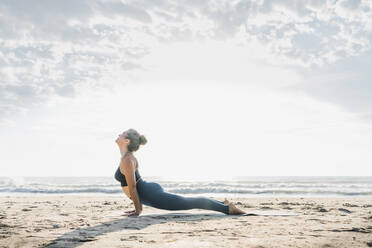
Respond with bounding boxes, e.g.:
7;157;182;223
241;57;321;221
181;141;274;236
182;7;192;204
139;134;147;146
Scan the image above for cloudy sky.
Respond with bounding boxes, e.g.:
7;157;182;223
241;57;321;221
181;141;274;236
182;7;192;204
1;0;371;180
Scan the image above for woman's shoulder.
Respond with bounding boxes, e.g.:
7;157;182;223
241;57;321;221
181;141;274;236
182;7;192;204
122;154;138;168
120;154;135;166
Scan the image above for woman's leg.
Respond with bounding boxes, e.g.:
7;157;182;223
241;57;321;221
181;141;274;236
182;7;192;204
140;181;229;214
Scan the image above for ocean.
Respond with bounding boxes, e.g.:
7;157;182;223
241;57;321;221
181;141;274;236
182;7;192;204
0;176;371;198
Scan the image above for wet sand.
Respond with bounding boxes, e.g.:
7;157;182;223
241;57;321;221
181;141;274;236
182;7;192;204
0;196;371;247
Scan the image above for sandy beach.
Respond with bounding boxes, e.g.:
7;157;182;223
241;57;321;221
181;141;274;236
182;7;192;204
0;196;371;248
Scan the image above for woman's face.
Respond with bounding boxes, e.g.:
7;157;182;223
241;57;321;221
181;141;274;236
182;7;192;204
115;131;129;145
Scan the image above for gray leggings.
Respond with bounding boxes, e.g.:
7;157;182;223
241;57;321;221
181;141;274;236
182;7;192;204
136;178;229;215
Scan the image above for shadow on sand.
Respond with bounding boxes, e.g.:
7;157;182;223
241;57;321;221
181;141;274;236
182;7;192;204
44;212;239;247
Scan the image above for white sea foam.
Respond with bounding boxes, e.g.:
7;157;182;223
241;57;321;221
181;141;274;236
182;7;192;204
0;176;371;197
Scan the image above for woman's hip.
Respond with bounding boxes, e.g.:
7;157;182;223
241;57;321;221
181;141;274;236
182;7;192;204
136;179;163;198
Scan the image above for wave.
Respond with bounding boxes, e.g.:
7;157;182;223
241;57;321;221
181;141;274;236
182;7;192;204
0;188;122;194
1;176;371;196
0;187;371;196
167;188;372;196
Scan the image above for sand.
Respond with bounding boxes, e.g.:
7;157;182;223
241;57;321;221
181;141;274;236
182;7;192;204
0;196;371;248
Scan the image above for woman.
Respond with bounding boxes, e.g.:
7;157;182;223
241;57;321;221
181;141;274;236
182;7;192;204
114;128;246;217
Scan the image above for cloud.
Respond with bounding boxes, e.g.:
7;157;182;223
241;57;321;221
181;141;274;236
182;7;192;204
239;0;371;66
0;0;372;124
0;0;157;122
279;49;372;120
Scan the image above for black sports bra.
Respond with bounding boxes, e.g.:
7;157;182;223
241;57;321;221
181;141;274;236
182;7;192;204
114;157;141;186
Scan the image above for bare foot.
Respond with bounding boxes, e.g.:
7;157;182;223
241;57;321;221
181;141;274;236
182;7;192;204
228;202;246;215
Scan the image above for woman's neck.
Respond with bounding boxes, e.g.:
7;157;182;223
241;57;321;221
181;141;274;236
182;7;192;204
119;147;130;157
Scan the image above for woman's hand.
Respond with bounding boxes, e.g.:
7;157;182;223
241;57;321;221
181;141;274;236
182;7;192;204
122;209;136;216
123;209;142;217
128;209;142;217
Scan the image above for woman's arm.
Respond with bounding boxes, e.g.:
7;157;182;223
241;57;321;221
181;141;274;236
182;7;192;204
121;186;132;199
120;157;142;215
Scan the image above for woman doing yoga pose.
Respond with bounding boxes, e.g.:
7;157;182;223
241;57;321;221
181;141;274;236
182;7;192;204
114;128;246;217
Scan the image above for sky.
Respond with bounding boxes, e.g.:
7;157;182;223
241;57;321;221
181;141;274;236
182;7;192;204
1;0;372;180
